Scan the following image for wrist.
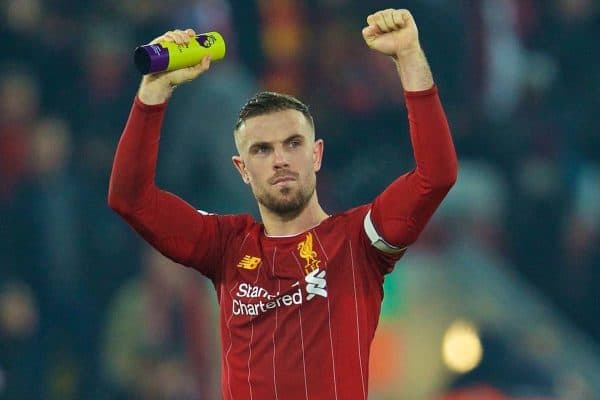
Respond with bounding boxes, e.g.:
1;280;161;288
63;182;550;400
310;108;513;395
392;44;423;62
137;77;174;105
392;45;434;92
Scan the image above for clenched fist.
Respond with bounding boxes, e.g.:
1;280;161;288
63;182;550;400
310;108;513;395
362;9;420;59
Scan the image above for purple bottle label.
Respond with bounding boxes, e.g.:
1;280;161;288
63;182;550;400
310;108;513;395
144;44;169;73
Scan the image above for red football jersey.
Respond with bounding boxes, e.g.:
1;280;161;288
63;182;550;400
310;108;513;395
198;206;400;399
108;86;457;399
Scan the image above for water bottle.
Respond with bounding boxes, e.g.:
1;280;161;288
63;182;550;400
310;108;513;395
134;32;226;75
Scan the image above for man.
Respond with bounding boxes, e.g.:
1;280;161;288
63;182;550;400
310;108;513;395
109;8;457;400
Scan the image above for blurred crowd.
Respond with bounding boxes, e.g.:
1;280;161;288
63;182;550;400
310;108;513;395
0;0;599;399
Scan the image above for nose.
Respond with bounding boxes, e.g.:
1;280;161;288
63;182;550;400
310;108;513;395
273;146;289;169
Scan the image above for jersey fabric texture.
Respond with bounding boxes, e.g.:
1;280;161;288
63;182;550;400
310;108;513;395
108;86;457;399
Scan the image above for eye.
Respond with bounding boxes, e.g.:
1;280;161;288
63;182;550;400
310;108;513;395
288;138;303;149
251;143;271;155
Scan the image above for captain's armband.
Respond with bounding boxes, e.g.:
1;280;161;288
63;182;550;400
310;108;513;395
363;209;407;254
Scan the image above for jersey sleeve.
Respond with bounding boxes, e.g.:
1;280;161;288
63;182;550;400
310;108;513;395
367;86;457;255
108;97;252;281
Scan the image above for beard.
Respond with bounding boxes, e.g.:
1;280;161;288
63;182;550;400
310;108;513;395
255;181;315;220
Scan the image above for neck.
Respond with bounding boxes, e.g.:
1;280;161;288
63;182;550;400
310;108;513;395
259;193;328;237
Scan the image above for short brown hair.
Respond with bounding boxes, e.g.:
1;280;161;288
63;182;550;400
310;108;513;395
234;91;314;131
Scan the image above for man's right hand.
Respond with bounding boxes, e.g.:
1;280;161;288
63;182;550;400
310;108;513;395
137;29;211;105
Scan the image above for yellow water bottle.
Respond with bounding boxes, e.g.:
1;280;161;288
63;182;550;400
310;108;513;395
134;32;226;74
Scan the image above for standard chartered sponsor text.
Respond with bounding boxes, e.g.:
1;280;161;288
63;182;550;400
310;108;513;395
233;283;302;316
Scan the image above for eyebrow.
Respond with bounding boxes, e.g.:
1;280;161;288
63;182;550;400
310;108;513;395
284;134;305;144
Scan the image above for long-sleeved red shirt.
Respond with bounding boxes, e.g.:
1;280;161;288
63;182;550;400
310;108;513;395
108;86;457;399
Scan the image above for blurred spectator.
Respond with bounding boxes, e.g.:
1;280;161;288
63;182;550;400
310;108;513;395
101;247;219;399
561;162;600;337
536;0;600;160
0;68;39;200
257;0;308;95
72;20;146;318
13;116;95;399
0;281;42;399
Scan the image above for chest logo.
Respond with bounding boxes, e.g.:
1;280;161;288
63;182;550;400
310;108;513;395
237;255;262;270
305;269;327;300
297;232;321;275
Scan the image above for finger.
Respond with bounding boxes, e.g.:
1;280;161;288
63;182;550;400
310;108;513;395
179;29;195;43
150;32;170;44
366;14;384;36
367;14;376;27
381;9;396;32
164;30;185;45
393;9;411;28
374;11;391;33
361;25;378;42
173;29;190;44
200;55;211;69
163;31;179;43
391;10;403;28
149;28;197;46
187;57;211;79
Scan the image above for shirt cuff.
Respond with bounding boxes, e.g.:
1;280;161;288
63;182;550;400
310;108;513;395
134;95;168;113
404;84;438;98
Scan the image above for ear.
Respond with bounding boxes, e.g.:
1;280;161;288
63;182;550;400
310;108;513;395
232;155;250;184
313;139;324;172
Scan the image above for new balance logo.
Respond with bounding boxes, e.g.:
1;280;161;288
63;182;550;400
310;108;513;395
305;269;327;300
237;255;261;270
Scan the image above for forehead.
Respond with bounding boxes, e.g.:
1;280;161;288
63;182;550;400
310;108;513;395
236;109;313;147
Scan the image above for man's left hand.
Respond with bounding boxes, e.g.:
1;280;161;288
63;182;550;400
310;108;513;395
362;9;420;59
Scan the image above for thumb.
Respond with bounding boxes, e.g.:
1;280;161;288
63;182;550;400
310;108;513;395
178;56;211;82
362;25;379;43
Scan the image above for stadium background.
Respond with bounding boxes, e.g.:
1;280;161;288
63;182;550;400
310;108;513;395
1;0;599;398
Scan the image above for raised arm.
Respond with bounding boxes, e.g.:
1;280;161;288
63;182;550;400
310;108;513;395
108;29;220;273
361;9;458;252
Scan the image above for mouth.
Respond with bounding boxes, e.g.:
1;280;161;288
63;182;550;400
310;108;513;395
270;174;297;186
